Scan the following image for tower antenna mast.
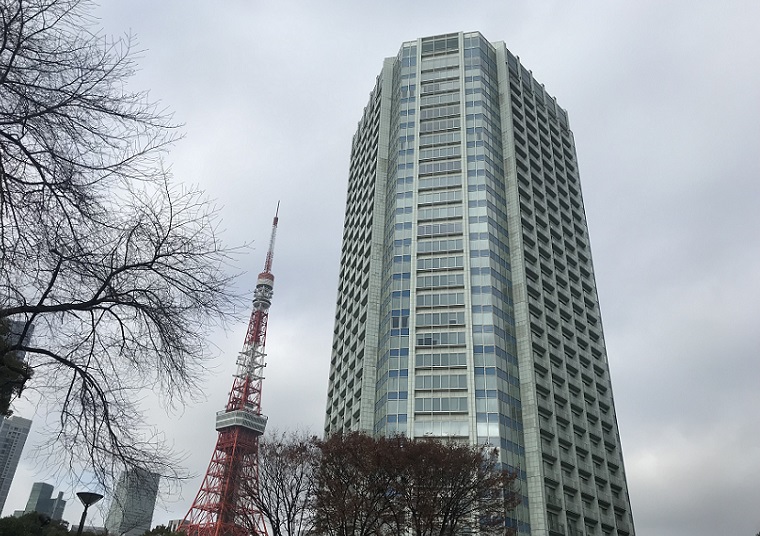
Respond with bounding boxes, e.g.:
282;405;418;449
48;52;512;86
181;207;280;536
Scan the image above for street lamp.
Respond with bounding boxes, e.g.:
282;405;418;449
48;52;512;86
75;491;104;536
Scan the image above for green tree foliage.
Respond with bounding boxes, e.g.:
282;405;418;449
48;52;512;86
0;0;241;486
0;512;98;536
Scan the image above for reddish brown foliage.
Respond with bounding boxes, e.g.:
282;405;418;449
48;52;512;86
313;433;519;536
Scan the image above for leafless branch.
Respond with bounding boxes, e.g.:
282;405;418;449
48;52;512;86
0;0;244;491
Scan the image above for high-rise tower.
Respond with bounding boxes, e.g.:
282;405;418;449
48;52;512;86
0;415;31;515
105;469;159;536
15;482;67;520
182;209;279;536
325;32;635;536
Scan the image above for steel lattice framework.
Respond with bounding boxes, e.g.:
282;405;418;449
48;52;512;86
181;208;279;536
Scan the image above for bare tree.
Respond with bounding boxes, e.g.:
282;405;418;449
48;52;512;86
0;0;242;486
313;433;398;536
245;431;319;536
314;433;520;536
391;438;520;536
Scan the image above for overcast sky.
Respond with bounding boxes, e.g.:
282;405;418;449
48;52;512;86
4;1;760;535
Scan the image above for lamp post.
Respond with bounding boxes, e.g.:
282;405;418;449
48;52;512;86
75;491;103;536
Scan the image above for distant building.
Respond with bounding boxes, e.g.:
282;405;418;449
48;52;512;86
105;468;159;536
167;519;185;532
0;415;32;515
13;482;66;520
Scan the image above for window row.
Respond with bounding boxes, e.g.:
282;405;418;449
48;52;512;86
421;79;460;96
420;54;459;71
415;351;467;368
419;92;460;108
419;117;461;133
415;396;468;413
416;292;466;307
417;205;463;221
417;238;463;254
417;255;464;270
419;131;461;147
418;159;461;176
418;189;462;205
420;67;460;83
418;174;462;190
416;331;467;347
419;104;460;120
417;310;465;326
418;221;463;237
416;273;465;289
413;419;469;437
419;144;460;161
415;373;468;390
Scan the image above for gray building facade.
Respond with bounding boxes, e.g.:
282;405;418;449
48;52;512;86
0;415;31;515
325;32;635;536
105;468;159;536
14;482;66;520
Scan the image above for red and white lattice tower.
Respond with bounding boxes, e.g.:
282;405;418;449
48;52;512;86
181;207;280;536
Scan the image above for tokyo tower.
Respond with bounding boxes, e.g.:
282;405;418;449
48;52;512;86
181;207;279;536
